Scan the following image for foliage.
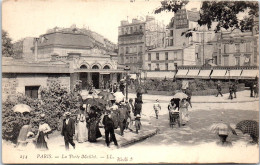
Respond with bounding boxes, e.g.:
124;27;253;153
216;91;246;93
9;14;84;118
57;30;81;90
2;80;81;143
2;30;14;57
155;0;259;36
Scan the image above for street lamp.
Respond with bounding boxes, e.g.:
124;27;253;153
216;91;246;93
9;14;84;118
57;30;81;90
124;65;131;101
227;69;230;82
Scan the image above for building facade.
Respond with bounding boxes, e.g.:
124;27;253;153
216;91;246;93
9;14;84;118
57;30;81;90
118;16;165;73
13;37;34;60
216;29;259;67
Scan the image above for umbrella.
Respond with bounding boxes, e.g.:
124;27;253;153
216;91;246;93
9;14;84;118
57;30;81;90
95;98;108;105
84;98;97;106
209;123;237;135
98;91;115;101
113;91;125;103
236;120;259;140
172;92;188;100
13;104;32;113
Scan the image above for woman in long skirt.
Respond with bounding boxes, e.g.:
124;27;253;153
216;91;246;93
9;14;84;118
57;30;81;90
87;107;102;142
16;118;31;149
36;114;51;150
76;107;88;143
179;98;190;126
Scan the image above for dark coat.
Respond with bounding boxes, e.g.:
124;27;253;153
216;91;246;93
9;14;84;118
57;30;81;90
61;118;75;137
118;106;130;122
102;115;114;130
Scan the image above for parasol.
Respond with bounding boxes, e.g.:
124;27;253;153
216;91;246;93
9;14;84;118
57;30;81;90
209;123;237;135
98;91;115;101
172;92;188;100
113;91;125;103
13;104;32;113
236;120;259;143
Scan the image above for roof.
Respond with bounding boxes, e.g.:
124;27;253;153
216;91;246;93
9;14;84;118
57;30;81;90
37;32;94;49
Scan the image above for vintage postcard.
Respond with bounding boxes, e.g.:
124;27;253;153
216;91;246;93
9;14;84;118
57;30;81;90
2;0;259;164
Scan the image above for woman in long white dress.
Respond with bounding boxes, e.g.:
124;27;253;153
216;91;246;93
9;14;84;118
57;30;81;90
76;107;88;143
36;114;52;150
179;99;190;126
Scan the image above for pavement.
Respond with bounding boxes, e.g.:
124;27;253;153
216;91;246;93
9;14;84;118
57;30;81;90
129;90;259;103
2;90;259;163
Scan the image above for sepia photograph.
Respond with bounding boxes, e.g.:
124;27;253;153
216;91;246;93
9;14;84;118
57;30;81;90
2;0;259;164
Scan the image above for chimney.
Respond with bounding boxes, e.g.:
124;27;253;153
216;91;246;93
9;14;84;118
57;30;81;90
34;38;39;62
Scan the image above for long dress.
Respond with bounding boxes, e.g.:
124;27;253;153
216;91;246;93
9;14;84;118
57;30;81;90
87;113;102;142
17;125;31;148
179;101;190;125
36;123;51;150
76;114;88;143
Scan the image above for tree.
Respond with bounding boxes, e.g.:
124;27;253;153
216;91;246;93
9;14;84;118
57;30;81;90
155;1;259;36
2;30;14;57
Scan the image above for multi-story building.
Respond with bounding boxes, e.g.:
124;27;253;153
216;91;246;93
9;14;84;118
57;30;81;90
118;16;165;73
216;28;259;67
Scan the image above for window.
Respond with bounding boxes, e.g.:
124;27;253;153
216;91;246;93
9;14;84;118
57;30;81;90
130;27;133;34
130;57;133;63
148;64;151;70
170;30;173;36
80;65;88;69
156;53;159;60
224;56;229;66
224;44;228;53
156;63;160;70
125;57;129;63
92;65;99;69
126;47;129;54
195;53;199;59
165;52;168;60
165;63;169;70
235;57;240;66
25;86;40;99
174;52;177;59
134;57;137;63
103;65;110;69
235;44;240;52
148;53;151;61
246;42;251;52
170;39;173;46
139;46;143;53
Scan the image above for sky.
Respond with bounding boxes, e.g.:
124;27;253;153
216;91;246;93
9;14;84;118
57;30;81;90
2;0;202;44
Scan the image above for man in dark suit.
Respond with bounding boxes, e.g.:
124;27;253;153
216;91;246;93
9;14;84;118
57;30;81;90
118;103;130;136
102;111;118;147
61;112;75;150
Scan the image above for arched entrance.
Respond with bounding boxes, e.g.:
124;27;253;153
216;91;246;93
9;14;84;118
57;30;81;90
92;65;100;89
79;65;88;89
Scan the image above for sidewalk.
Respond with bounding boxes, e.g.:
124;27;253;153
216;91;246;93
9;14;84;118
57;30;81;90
129;90;258;103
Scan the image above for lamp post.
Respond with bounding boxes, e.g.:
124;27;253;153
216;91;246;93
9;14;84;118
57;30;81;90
228;69;230;82
124;66;130;101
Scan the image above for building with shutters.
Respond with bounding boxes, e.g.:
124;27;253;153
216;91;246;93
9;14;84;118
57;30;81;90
118;16;166;73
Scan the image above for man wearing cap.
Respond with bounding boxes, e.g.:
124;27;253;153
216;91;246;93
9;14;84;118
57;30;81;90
102;111;118;147
61;112;76;150
216;82;223;97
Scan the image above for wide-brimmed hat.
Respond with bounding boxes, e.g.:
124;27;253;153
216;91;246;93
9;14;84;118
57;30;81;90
64;112;71;116
136;114;141;118
40;113;45;118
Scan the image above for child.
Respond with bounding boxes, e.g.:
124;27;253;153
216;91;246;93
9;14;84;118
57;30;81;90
135;114;142;134
102;110;118;147
153;99;161;119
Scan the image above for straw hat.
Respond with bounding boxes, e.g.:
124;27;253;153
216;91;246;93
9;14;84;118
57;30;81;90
64;112;71;116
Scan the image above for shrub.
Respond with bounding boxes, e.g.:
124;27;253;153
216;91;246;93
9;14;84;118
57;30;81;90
2;80;81;143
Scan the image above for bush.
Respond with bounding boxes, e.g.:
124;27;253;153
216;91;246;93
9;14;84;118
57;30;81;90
2;80;81;143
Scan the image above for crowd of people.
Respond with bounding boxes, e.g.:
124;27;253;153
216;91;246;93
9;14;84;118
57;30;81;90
15;82;144;150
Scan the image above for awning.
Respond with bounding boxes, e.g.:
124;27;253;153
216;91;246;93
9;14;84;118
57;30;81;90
185;70;200;78
175;69;188;78
240;69;259;79
197;70;212;79
210;70;227;79
227;70;242;79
